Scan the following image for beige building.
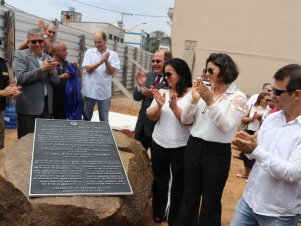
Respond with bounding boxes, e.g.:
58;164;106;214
170;0;301;95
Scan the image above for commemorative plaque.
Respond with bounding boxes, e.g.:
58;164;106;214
29;119;133;197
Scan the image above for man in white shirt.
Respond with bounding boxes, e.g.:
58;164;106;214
231;64;301;225
81;31;120;122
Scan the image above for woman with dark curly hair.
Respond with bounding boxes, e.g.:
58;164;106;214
147;58;192;226
176;53;247;226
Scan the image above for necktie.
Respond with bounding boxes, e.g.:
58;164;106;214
153;75;162;88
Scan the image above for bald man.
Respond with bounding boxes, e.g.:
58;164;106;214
81;31;120;122
52;41;82;120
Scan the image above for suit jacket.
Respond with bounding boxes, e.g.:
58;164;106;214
13;49;60;115
133;71;168;137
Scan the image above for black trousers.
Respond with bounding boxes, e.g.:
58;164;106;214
176;136;231;226
17;97;51;139
152;141;185;226
240;130;256;169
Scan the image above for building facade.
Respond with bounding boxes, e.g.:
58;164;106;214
170;0;301;95
124;29;148;49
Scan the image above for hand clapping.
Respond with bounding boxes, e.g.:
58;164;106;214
136;71;146;87
196;79;214;106
101;52;110;63
152;88;165;108
169;92;178;110
232;131;258;154
41;59;57;73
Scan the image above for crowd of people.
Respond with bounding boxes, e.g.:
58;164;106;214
0;19;300;226
133;49;301;226
3;20;120;140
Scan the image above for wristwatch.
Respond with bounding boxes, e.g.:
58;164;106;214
43;34;48;39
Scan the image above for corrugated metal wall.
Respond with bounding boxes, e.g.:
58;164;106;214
0;7;6;58
0;5;154;94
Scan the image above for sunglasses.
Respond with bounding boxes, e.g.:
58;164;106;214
30;39;44;44
164;72;173;78
204;68;215;75
265;99;272;102
151;59;162;64
272;87;295;96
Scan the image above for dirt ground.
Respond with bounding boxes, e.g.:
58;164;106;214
1;94;268;226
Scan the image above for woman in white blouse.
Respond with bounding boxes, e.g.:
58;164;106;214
146;58;192;226
176;53;247;226
243;92;272;134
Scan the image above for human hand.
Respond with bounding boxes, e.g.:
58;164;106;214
2;83;22;98
169;92;177;110
256;113;263;122
141;86;153;97
72;62;80;71
191;80;201;104
251;112;258;121
136;71;146;87
197;80;214;106
37;19;47;34
232;131;257;154
101;52;110;63
12;84;22;98
152;88;165;108
41;59;57;73
72;63;82;78
60;72;72;79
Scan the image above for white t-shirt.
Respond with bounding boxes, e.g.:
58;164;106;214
149;89;191;148
81;47;120;100
247;105;270;131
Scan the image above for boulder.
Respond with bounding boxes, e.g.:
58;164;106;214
0;131;153;226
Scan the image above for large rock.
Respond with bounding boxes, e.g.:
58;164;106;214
0;131;153;226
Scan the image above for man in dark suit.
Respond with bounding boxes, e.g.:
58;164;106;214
13;28;60;139
133;49;172;154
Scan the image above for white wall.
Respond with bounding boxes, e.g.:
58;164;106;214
171;0;301;95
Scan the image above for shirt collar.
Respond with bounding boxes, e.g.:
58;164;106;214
279;110;301;125
224;83;238;94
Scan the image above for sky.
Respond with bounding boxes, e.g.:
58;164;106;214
5;0;174;35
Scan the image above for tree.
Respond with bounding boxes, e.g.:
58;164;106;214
145;30;168;53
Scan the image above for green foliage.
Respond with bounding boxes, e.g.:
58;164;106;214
145;30;168;53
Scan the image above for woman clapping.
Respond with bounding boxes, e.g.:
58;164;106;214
147;58;192;226
176;53;247;226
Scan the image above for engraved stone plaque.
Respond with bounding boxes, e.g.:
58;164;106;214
29;119;133;197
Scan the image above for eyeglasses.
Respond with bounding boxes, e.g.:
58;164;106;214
204;68;215;75
272;87;295;96
164;72;173;78
265;99;272;102
151;59;162;64
30;39;44;44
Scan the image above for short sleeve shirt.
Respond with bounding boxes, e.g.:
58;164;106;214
81;47;120;100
